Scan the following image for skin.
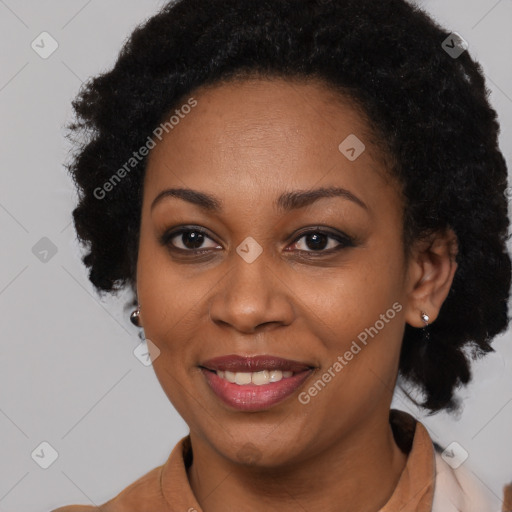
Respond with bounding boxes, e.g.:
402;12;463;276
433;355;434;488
136;77;458;512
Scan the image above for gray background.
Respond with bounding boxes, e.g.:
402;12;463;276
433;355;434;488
0;1;510;510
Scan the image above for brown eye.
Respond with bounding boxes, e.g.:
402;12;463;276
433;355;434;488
174;230;206;250
289;229;354;254
159;227;220;252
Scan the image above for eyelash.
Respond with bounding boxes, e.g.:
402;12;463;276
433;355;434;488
158;225;355;257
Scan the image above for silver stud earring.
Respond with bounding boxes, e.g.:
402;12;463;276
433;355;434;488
420;310;430;342
130;304;141;327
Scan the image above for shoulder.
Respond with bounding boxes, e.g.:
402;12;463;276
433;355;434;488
50;464;165;512
432;450;500;512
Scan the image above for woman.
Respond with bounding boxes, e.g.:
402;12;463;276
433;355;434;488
53;0;512;510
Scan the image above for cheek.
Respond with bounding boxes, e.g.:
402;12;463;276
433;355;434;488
136;238;192;353
299;257;404;342
136;249;203;419
301;289;404;416
294;252;405;398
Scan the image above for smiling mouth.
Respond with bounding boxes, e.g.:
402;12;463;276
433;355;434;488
198;354;315;411
199;367;313;411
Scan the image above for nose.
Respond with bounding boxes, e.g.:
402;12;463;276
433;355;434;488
208;246;296;334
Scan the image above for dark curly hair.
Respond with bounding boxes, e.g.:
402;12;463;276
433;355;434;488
66;0;511;414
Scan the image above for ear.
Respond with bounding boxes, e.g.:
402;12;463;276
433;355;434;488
403;227;458;328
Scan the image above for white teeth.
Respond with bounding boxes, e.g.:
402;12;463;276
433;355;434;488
224;370;236;383
215;369;295;385
251;370;270;385
235;372;252;385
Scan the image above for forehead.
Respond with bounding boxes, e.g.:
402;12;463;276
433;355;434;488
143;77;397;211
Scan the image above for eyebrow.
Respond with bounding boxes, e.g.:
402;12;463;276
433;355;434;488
150;185;368;213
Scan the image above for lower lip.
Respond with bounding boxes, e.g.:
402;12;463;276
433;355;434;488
200;368;313;412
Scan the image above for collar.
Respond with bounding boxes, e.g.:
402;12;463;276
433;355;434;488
380;409;436;511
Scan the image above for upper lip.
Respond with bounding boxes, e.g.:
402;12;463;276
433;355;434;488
200;354;314;373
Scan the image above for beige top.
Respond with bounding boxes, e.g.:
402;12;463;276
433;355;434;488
51;409;500;512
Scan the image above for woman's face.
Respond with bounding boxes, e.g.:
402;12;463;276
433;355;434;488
137;77;419;466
